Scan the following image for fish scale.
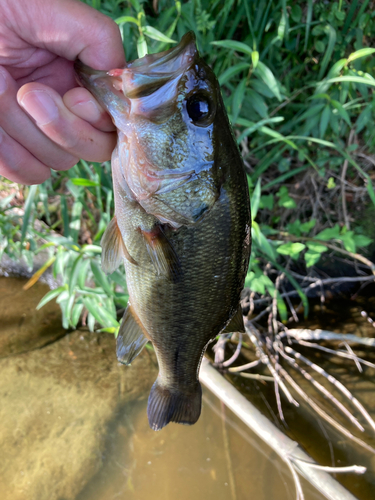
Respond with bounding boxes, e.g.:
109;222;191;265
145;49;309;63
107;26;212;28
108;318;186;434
75;31;251;430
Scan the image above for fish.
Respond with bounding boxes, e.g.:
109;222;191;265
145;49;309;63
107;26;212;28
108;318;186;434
74;32;251;431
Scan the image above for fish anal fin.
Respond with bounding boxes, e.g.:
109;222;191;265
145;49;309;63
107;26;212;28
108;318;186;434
147;380;202;431
221;305;245;334
116;305;148;365
101;216;136;274
140;225;182;282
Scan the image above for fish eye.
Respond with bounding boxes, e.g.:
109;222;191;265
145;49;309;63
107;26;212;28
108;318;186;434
186;94;211;124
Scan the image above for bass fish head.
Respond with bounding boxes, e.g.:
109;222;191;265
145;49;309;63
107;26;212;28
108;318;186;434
75;32;224;228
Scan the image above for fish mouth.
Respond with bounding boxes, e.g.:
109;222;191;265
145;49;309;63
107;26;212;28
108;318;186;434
74;59;130;118
74;32;198;111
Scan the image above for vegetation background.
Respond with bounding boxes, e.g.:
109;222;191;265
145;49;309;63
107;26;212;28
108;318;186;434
0;0;374;332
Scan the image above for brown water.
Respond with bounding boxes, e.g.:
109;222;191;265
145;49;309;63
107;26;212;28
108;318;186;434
0;276;374;500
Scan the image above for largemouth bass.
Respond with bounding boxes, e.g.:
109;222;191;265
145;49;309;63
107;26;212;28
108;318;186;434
75;32;251;431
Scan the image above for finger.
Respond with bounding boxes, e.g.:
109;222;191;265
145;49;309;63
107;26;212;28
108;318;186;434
0;66;79;172
18;83;117;162
10;0;126;70
16;58;78;97
0;126;51;185
63;87;115;132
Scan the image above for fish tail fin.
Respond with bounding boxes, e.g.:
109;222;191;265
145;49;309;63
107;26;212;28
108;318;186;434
147;380;202;431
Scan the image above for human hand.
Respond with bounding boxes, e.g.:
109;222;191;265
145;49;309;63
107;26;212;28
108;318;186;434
0;0;126;184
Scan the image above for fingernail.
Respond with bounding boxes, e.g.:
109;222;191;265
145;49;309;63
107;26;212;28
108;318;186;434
20;90;59;126
0;69;7;94
70;99;102;122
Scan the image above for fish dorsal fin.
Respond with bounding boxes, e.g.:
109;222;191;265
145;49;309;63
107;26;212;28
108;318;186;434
221;305;245;334
141;226;182;282
101;216;136;274
116;305;149;365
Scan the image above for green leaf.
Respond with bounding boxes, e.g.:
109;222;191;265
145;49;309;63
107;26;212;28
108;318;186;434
304;0;313;50
276;293;288;322
305;250;322;267
0;193;15;210
211;40;253;57
347;48;375;64
237;116;284;143
71;303;84;327
115;15;139;25
218;63;250;85
325;75;375;88
231;78;246;124
143;26;176;44
251;179;261;220
137;35;148;58
254;61;282;101
81;244;102;254
355;105;372;133
315;40;325;53
69;254;84;293
98;327;119;334
69;200;83;243
90;260;113;296
318;24;337;80
21;185;37;246
306;241;328;253
277;242;306;260
291;5;302;23
77;258;90;289
259;194;274;210
278;9;286;40
319;105;331;137
83;297;119;328
300;219;316;233
277;186;296;209
61;195;70;238
353;234;372;247
70;178;100;187
109;270;127;290
315;225;340;240
335;10;345;21
246;89;268;118
252;221;277;260
340;232;356;253
331;100;351;126
245;268;275;295
36;285;68;310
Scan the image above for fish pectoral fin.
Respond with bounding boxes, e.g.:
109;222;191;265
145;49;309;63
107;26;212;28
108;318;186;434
116;305;149;365
221;305;245;334
101;216;137;274
141;225;182;283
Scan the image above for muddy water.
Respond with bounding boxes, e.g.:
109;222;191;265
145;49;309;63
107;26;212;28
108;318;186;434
0;277;374;499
